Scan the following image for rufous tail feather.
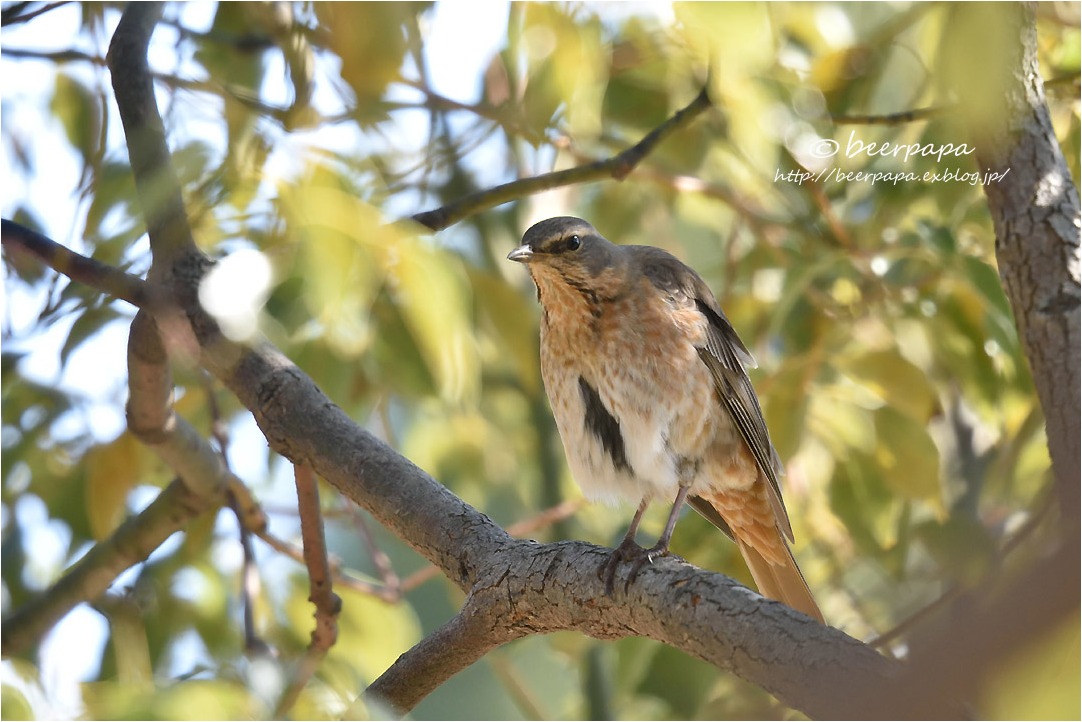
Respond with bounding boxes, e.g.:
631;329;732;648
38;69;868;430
735;536;823;622
691;489;823;622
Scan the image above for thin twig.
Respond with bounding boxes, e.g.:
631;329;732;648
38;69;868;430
831;104;953;126
409;85;713;231
781;151;853;249
1;1;71;27
204;376;268;654
1;219;158;308
505;498;585;538
274;465;342;717
343;503;401;594
254;527;398;602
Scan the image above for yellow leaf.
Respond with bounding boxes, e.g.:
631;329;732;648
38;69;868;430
84;432;149;540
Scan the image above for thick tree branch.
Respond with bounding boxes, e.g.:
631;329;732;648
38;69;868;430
410;86;712;231
366;586;523;715
199;330;909;718
953;2;1081;521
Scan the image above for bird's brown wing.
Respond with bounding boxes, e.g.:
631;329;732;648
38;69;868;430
694;303;792;541
636;247;820;620
635;245;791;538
693;289;823;620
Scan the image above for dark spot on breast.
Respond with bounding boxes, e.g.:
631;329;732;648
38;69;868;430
563;276;604;320
578;377;632;474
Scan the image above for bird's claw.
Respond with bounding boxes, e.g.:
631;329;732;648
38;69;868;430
600;540;671;595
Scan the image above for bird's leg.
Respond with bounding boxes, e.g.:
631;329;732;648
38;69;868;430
602;486;692;594
646;485;691;558
622;485;691;589
600;498;650;594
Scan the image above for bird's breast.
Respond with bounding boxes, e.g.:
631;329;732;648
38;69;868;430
535;274;744;503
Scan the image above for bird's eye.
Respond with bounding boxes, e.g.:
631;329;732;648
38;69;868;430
566;235;582;251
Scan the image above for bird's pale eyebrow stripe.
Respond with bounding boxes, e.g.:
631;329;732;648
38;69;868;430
578;376;633;474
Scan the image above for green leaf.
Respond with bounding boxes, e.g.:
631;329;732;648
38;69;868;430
82;679;259;720
0;684;33;721
315;3;429;121
60;305;124;367
842;347;938;421
282;177;479;401
469;268;541;393
828;451;902;556
808;392;876;456
50;72;102;166
873;406;941;502
913;514;996;585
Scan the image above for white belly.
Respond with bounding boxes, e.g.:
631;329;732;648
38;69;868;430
541;357;681;506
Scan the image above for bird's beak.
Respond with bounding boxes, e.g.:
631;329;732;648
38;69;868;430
507;245;534;263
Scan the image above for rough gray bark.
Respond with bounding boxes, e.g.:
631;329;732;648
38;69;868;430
952;2;1081;519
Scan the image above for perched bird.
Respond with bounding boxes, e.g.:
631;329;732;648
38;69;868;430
508;216;822;621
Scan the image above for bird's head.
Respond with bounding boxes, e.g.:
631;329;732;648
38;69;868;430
507;216;623;288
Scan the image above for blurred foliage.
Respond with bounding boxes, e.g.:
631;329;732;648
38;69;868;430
1;1;1078;720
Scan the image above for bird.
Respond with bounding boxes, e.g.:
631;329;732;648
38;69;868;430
507;216;822;622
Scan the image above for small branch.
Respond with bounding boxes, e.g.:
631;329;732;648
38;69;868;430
2;219;158;308
504;498;584;539
0;477;225;657
831;104;952;125
205;377;268;654
365;589;520;716
1;46;105;64
107;2;198;269
230;518;265;653
295;465;341;619
344;503;401;595
127;320;230;500
410;85;713;231
0;1;71;27
126;311;174;437
255;527;397;602
781;150;854;248
275;465;342;717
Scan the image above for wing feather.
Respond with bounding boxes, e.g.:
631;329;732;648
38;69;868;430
633;245;792;541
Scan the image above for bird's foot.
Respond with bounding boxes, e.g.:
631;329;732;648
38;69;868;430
600;538;672;595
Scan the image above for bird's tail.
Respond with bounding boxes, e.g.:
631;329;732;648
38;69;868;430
691;489;823;623
735;535;822;623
